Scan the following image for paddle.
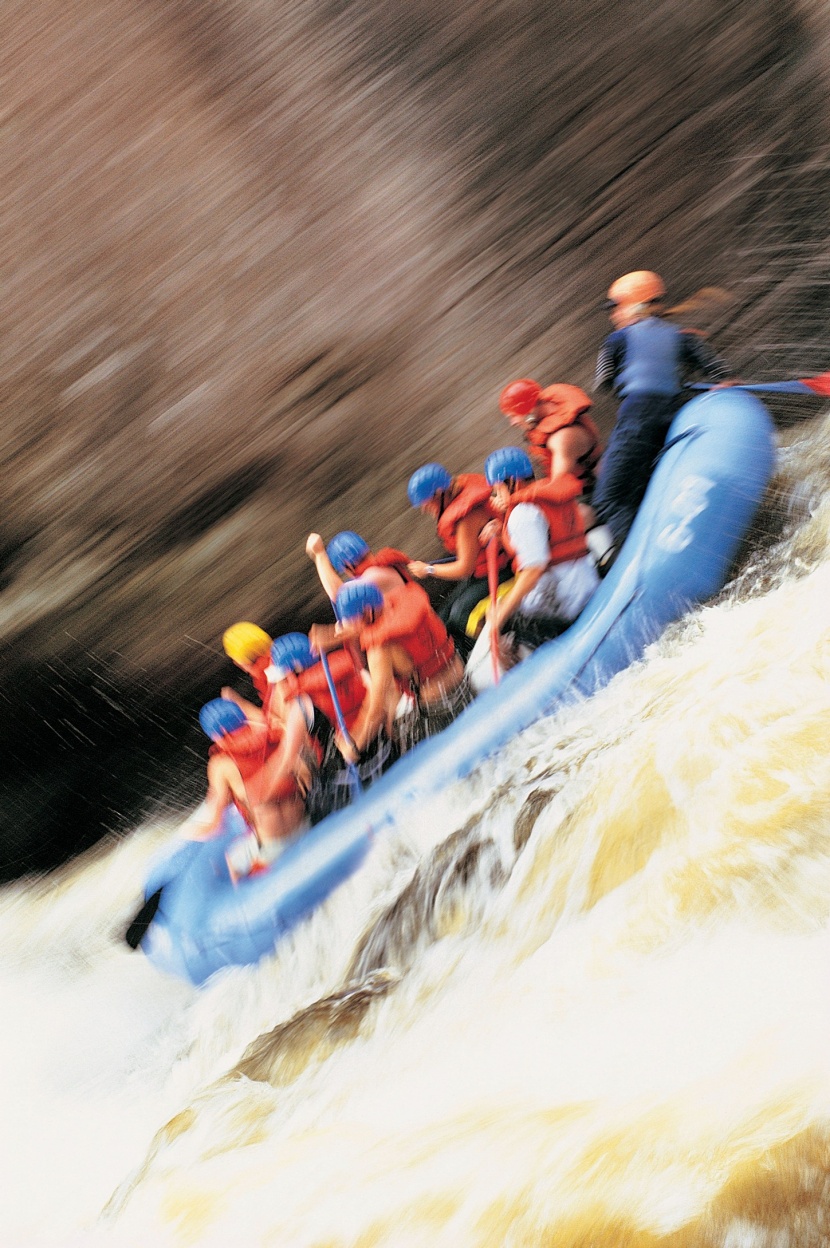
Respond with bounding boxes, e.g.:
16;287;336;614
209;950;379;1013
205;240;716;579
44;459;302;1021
690;371;830;397
486;537;502;685
124;887;162;949
320;649;363;799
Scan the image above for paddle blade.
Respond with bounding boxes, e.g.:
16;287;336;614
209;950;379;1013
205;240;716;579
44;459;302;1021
801;371;830;396
124;888;163;949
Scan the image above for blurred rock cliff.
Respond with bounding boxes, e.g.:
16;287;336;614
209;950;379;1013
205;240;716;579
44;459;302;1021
2;0;829;869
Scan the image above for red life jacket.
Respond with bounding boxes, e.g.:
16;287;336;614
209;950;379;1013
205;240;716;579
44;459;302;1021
249;654;271;703
209;723;299;805
281;648;366;732
502;476;588;572
354;547;412;584
436;473;507;578
525;385;602;484
359;582;456;686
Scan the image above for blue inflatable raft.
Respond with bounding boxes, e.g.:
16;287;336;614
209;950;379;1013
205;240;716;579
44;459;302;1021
139;390;776;984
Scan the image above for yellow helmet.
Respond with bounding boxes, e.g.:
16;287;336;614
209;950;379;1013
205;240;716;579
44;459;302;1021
222;622;272;665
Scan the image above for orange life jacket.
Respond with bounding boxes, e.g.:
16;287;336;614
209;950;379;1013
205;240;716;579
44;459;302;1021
359;582;456;686
436;473;508;577
209;723;300;806
525;385;602;484
502;476;588;572
250;654;271;703
281;648;366;732
354;547;412;584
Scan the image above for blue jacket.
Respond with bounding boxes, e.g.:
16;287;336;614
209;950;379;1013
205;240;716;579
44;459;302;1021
595;318;730;398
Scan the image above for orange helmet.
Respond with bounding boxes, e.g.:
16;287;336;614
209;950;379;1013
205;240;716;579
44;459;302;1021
606;270;666;312
499;378;541;418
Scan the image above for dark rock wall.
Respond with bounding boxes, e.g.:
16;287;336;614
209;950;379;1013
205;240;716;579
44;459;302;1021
1;0;829;870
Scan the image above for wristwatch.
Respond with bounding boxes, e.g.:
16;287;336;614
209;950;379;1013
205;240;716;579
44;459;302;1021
426;563;435;575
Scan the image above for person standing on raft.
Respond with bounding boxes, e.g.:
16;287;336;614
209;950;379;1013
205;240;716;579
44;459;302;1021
404;462;512;660
306;530;412;601
591;269;731;571
466;447;599;690
313;578;474;758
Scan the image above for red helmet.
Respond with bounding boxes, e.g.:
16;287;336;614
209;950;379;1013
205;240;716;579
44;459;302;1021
499;378;541;417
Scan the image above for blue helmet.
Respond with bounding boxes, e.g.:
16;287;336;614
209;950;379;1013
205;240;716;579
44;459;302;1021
326;530;370;575
199;698;247;741
407;462;452;508
268;632;315;680
335;578;383;622
485;446;534;486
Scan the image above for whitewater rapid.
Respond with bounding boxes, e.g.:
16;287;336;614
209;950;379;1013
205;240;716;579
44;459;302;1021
3;415;830;1247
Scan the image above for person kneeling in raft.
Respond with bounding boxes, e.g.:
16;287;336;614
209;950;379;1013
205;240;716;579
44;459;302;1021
264;631;397;824
306;530;413;601
311;578;474;759
466;447;599;692
404;462;512;661
187;697;309;880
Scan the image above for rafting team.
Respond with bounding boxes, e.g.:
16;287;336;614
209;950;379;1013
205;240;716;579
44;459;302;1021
190;270;732;878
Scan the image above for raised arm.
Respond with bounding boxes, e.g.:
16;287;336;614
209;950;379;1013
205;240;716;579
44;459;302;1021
306;532;345;601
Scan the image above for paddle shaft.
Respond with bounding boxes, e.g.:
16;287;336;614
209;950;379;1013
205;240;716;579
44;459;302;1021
320;649;362;793
486;538;501;685
690;370;830;397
